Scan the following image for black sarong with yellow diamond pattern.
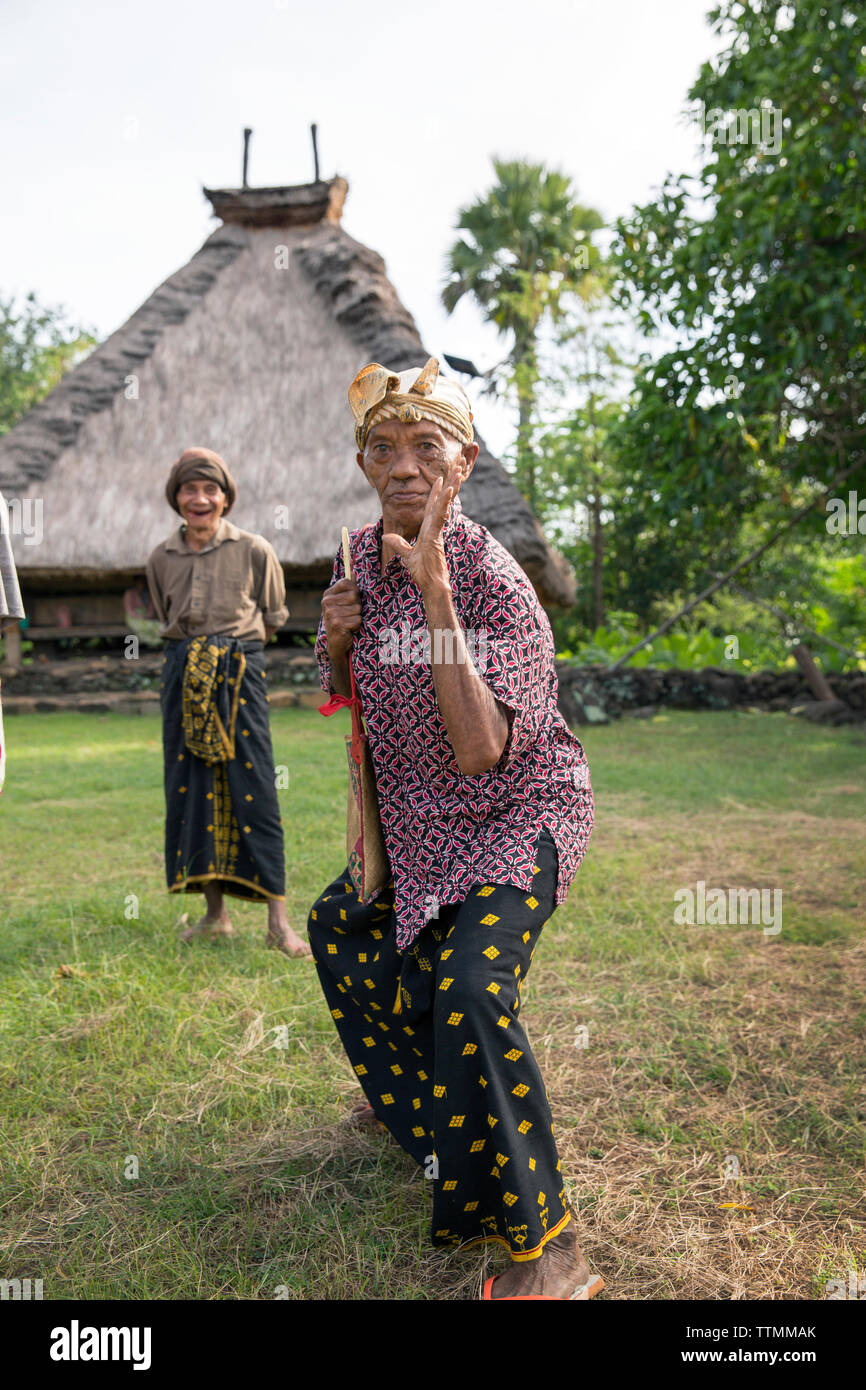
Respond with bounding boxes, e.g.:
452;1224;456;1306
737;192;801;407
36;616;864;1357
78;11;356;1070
161;635;285;902
307;830;570;1259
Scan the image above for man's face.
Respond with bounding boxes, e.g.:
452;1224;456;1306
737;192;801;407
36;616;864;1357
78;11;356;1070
176;476;227;527
357;418;478;536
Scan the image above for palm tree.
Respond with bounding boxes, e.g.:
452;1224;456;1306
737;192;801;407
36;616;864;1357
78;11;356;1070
442;159;603;510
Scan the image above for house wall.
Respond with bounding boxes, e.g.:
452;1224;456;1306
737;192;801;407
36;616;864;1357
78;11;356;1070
13;571;331;650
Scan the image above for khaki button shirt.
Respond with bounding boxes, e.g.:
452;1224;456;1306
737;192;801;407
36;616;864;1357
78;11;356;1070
146;518;288;641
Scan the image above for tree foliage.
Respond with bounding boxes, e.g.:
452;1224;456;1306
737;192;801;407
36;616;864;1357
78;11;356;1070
443;159;604;509
0;292;95;436
612;0;865;558
593;0;866;665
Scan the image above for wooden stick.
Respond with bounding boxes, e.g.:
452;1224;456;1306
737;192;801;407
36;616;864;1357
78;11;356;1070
341;526;352;581
311;123;320;182
242;128;252;188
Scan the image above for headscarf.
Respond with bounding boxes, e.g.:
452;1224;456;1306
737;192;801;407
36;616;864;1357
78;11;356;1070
349;357;474;451
165;448;237;515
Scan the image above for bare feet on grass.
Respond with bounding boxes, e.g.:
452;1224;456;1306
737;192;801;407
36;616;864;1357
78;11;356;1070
266;900;313;959
488;1222;602;1300
177;886;311;958
180;883;234;941
179;908;234;942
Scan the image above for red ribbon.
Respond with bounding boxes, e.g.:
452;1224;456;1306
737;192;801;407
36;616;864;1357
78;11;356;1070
318;692;354;717
318;659;365;768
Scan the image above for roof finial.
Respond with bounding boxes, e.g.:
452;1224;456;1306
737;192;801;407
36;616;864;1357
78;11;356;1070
242;127;252;188
311;123;320;182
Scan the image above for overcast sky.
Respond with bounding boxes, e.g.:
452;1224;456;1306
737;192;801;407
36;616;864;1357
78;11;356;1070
1;0;717;455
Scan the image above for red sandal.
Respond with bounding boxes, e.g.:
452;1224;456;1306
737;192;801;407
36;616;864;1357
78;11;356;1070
482;1272;605;1301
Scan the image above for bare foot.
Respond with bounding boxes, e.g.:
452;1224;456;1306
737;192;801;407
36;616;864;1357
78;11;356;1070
180;910;234;943
344;1099;386;1131
488;1222;602;1300
266;900;313;959
266;924;313;959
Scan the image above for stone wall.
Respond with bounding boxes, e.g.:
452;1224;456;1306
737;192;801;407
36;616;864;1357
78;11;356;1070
1;648;319;697
556;663;866;726
0;648;321;713
3;649;864;726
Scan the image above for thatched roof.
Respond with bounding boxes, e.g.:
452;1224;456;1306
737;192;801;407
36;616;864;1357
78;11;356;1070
0;177;575;607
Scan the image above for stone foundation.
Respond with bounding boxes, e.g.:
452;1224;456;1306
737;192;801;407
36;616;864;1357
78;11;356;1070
556;663;866;726
2;649;864;726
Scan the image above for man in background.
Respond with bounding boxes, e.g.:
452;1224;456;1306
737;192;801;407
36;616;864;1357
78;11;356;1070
147;447;310;959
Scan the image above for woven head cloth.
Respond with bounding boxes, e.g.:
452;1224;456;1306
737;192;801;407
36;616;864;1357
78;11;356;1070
349;357;474;451
165;448;237;515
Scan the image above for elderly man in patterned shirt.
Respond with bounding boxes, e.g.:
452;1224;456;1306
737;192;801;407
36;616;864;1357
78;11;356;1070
309;359;600;1300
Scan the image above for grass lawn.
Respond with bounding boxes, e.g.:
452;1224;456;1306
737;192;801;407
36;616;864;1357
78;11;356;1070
0;707;864;1300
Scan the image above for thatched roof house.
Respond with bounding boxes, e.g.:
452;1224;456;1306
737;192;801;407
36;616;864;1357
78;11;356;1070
0;175;575;644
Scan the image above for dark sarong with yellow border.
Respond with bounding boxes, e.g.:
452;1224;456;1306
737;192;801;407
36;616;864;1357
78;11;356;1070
160;635;285;902
307;831;569;1258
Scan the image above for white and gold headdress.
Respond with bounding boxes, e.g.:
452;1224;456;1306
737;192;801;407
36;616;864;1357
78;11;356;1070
349;357;474;450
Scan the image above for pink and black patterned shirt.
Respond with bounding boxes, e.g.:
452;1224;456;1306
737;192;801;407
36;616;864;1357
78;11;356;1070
316;497;594;951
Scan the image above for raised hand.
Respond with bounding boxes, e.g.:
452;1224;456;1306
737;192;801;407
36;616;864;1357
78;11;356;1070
382;462;461;595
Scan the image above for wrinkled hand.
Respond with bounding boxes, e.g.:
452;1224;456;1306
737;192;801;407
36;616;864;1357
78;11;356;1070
322;576;362;661
383;464;460;594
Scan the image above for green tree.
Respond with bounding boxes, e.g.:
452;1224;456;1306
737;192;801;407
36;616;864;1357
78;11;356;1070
0;292;95;435
612;0;866;586
442;158;604;510
534;286;635;633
